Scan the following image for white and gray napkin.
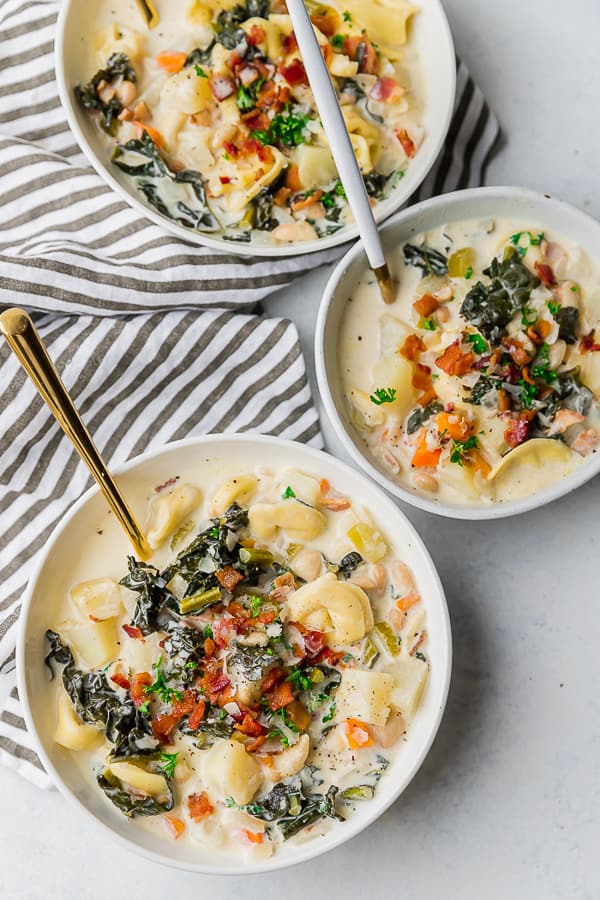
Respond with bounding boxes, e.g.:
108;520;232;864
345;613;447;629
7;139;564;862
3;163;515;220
0;0;500;786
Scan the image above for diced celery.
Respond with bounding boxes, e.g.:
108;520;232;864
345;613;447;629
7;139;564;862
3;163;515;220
448;247;474;278
374;621;401;657
347;522;387;563
361;638;379;669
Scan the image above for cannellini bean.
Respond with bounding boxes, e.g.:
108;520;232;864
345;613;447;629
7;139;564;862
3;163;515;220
389;607;406;631
369;563;387;592
291;548;322;583
436;306;450;323
271;734;310;778
378;447;400;474
547;338;566;369
272;221;318;242
115;79;137;106
348;572;377;590
133;100;149;120
371;711;406;748
98;83;116;104
390;561;416;596
412;471;438;493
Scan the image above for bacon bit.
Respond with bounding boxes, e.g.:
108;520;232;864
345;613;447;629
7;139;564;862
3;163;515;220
165;815;185;839
291;190;323;212
255;80;278;110
247;24;266;45
343;35;378;74
315;646;343;666
345;718;374;749
187;792;214;822
122;623;145;642
238;64;260;86
241;109;270;131
199;663;232;703
282;31;299;53
130;672;153;707
302;629;325;657
369;76;404;103
396;593;420;613
241;138;273;164
572;428;600;457
152;713;179;740
280;58;308;86
579;329;600;353
154;476;179;493
262;667;285;693
244;829;264;844
187;699;206;731
110;673;131;690
534;261;556;286
435;341;475;376
245;734;267;753
267;679;295;711
216;565;244;592
171;689;198;717
400;333;426;361
310;11;338;35
520;366;535;385
223;140;239;159
413;293;439;318
409;631;427;656
396;128;416;158
321;42;333;65
286;164;303;192
497;388;511;413
273;572;298;593
235;714;264;737
209;76;235;101
156;51;187;73
412;362;432;391
274;186;292;207
219;175;231;185
132;121;165;149
504;414;530;448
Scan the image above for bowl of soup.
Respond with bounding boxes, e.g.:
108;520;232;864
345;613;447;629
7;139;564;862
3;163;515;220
315;187;600;518
18;434;451;873
55;0;455;254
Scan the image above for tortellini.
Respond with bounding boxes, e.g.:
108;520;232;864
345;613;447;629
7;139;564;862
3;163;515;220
341;109;381;172
160;68;212;115
387;656;429;720
203;739;263;805
286;573;374;646
109;762;169;799
335;668;395;727
59;618;117;669
70;578;124;621
210;475;258;516
93;24;143;64
294;145;337;192
371;356;418;420
54;691;101;751
271;733;310;779
279;469;321;507
333;0;417;58
146;482;202;549
249;500;326;542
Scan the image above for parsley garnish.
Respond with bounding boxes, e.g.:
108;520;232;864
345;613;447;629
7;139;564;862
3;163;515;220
249;595;263;617
331;34;344;48
509;231;544;256
225;797;237;808
449;435;479;466
518;379;538;408
252;110;310;147
286;667;313;693
210;526;219;538
466;333;487;354
236;78;265;112
143;656;183;704
415;651;427;662
322;701;336;723
465;265;474;279
222;152;232;161
138;700;150;716
204;624;213;639
282;485;296;499
321;180;346;208
370;387;397;405
343;10;352;22
159;751;179;779
521;306;538;327
194;65;208;78
422;317;437;331
548;299;561;316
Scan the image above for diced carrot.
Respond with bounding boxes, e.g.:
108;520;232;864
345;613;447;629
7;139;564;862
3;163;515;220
413;294;439;317
274;186;291;207
400;334;426;361
319;478;331;495
291;190;323;211
435;342;474;376
396;592;421;612
497;388;511;412
244;829;264;844
132;121;165;149
537;319;552;339
469;449;491;478
204;637;216;657
240;537;255;548
436;412;472;442
311;11;339;35
345;718;374;749
110;672;130;690
396;128;416;158
412;434;441;468
156;51;188;73
320;495;351;511
268;679;295;711
286;164;302;192
412;362;433;392
130;671;153;707
165;815;185;839
187;792;214;821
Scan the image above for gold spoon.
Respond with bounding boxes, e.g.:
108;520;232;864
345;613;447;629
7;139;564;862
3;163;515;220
0;308;152;560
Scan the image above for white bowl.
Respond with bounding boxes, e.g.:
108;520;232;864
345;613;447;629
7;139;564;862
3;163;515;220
17;434;451;874
54;0;455;257
315;186;600;520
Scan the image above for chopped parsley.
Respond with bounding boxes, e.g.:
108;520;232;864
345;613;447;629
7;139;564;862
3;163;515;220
465;265;474;280
422;317;437;331
194;65;208;78
518;379;538;408
321;180;346;208
138;700;150;716
343;10;352;22
370;387;397;405
236;78;265;112
204;624;213;639
521;306;538;327
509;231;544;256
281;485;296;499
331;34;344;48
449;435;479;466
249;595;264;617
286;666;313;692
322;701;336;723
466;332;487;354
252;110;310;147
159;751;179;779
548;299;561;316
222;151;232;161
143;655;183;704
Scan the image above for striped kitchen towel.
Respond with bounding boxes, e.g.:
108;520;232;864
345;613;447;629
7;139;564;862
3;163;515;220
0;0;500;786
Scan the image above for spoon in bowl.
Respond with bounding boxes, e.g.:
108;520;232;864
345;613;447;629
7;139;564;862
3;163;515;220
0;308;152;560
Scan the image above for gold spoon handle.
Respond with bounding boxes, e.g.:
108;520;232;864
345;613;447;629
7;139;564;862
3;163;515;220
0;308;152;560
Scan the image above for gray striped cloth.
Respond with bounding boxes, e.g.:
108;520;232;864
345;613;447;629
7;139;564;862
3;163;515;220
0;0;500;787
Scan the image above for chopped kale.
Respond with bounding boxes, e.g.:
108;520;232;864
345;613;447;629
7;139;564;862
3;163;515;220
466;374;502;406
229;641;277;681
97;769;174;818
554;306;580;344
554;368;593;415
254;188;278;231
363;171;393;200
337;552;364;578
406;400;444;434
74;52;136;133
244;775;342;839
119;557;175;636
403;243;449;277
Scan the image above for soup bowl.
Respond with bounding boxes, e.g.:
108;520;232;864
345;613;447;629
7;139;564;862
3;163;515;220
17;434;451;874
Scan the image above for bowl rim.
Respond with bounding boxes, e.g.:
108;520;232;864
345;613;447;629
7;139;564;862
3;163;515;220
315;184;600;520
53;0;456;258
16;433;452;875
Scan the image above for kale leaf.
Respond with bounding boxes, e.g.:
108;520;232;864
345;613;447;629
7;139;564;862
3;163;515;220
466;375;502;406
337;552;364;578
555;306;580;344
245;775;341;839
74;52;136;133
460;249;540;343
403;243;449;277
97;770;174;818
554;368;593;415
229;641;277;681
254;188;278;231
405;400;444;434
120;557;175;635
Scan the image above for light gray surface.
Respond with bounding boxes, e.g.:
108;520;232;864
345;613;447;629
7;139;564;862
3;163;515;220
3;1;600;897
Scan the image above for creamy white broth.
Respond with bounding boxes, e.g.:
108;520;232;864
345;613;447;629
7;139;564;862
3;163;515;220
46;466;430;858
339;217;600;507
73;0;424;245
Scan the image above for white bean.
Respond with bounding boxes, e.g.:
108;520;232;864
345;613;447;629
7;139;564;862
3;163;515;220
412;471;438;493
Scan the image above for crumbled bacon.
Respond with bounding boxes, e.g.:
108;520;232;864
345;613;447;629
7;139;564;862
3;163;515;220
234;714;264;737
187;700;207;731
343;35;378;73
310;12;337;35
209;76;235;101
130;672;152;707
504;414;530;448
266;678;294;711
399;333;426;361
413;293;439;317
122;623;144;641
152;713;178;740
247;24;266;45
435;341;475;376
369;77;403;103
579;329;600;353
216;565;244;592
187;792;214;821
534;261;556;286
572;428;600;457
223;141;239;159
282;32;299;53
279;58;308;86
270;572;297;599
110;673;130;690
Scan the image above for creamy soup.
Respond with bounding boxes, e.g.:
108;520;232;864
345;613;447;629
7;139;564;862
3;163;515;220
45;467;430;859
73;0;423;245
339;219;600;506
